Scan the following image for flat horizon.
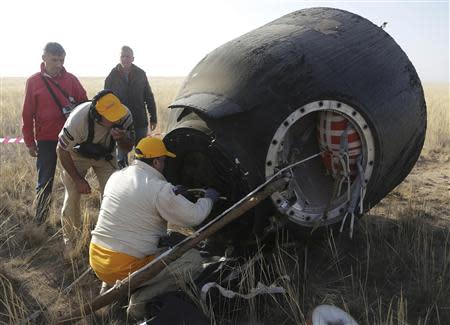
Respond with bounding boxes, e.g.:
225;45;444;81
1;76;448;84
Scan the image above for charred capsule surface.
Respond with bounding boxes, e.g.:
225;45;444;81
164;8;426;231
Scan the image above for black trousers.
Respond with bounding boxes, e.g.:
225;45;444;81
35;141;57;224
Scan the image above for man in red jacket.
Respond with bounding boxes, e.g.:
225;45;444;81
22;42;88;224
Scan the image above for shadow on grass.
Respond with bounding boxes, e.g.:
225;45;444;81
196;213;449;325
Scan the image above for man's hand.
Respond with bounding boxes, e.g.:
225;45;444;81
150;122;157;131
57;146;91;194
27;144;38;157
75;178;91;194
111;127;126;141
205;188;221;203
173;185;188;195
158;231;187;248
112;127;133;152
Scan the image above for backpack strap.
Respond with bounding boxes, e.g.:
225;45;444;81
46;77;74;103
41;74;65;117
87;107;116;153
87;109;95;144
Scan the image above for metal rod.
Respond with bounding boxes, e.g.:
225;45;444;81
62;266;92;294
56;152;322;323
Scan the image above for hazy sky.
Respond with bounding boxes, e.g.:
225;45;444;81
0;0;448;82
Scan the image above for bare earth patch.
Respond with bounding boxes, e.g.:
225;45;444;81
374;148;450;227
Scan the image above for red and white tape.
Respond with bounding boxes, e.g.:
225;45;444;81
0;133;166;145
0;137;25;144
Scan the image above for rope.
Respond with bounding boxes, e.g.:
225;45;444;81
338;154;366;239
331;125;367;239
357;156;367;215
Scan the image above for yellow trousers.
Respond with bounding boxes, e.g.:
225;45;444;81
89;242;155;285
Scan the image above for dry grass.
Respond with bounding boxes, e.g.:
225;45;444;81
0;77;449;324
0;272;29;323
422;84;450;152
180;210;449;325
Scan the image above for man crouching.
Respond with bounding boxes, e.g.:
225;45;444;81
57;90;134;247
89;137;220;320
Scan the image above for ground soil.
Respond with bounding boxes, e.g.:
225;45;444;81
374;148;450;226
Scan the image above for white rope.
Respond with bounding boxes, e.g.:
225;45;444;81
339;212;349;233
357;156;367;214
349;212;356;239
201;276;290;302
337;175;345;197
338;153;352;202
335;138;367;239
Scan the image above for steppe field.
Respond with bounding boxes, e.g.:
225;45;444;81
0;77;449;324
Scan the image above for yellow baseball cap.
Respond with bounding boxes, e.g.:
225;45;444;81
95;93;127;122
135;137;176;159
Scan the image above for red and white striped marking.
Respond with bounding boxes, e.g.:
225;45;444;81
0;137;25;144
317;111;362;178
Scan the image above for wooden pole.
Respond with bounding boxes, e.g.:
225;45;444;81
56;178;288;323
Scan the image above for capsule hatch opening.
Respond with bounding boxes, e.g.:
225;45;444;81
266;100;375;227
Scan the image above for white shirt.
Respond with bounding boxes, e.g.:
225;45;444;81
91;160;213;258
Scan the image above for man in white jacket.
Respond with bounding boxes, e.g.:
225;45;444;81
89;136;220;319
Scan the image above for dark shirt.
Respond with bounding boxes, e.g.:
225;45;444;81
105;64;157;128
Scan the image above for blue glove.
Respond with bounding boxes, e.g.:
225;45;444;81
172;185;188;195
204;188;220;203
158;231;187;248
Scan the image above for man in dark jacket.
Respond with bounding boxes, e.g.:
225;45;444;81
105;46;157;168
22;42;87;224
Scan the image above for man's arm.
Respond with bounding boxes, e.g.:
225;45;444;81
156;183;214;227
57;146;91;194
22;78;37;156
143;75;157;130
104;72;112;90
